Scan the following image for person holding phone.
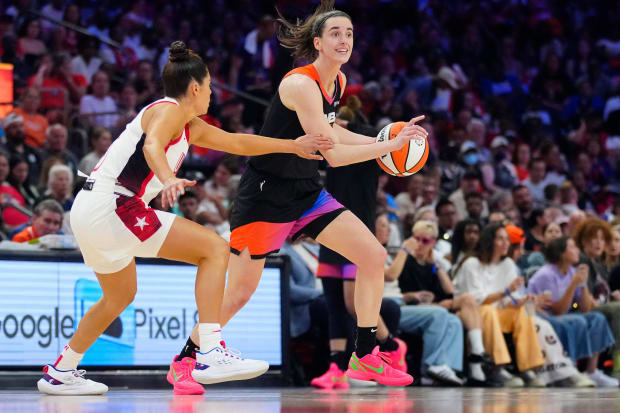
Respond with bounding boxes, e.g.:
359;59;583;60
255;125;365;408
529;236;617;386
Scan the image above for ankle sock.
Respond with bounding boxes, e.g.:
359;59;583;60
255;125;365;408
199;323;222;353
179;337;200;360
54;345;83;371
355;326;377;358
468;329;485;355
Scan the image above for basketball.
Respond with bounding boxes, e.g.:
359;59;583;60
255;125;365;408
375;121;429;176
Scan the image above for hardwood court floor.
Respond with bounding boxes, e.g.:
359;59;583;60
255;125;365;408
2;387;620;413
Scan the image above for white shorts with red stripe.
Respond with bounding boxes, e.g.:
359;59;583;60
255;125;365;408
70;186;176;274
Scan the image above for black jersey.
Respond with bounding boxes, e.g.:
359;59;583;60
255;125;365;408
249;64;343;179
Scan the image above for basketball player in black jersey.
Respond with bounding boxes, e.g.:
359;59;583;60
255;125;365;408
177;0;427;386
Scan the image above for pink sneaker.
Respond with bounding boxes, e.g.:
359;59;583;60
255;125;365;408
310;363;350;389
346;346;414;386
383;338;408;373
167;355;205;395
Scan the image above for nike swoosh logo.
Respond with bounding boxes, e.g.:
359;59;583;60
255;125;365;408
360;361;384;374
371;328;377;333
171;366;182;381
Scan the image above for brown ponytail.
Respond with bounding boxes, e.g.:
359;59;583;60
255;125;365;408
276;0;351;62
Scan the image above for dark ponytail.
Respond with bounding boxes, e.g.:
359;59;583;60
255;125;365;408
162;41;208;98
276;0;351;62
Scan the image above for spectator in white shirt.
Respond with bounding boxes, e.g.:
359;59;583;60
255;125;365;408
71;36;103;84
79;71;120;129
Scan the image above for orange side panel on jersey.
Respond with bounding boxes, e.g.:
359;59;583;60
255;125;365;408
284;64;341;103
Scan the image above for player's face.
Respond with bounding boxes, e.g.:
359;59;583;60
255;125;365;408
196;73;212;114
318;17;353;63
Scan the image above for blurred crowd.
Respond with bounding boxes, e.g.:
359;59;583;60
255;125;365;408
1;0;620;387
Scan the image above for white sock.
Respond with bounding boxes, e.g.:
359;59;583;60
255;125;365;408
199;323;222;353
54;345;83;371
468;329;485;355
469;362;486;382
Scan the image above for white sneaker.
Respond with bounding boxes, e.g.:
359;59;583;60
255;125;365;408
426;364;464;386
37;364;108;395
191;341;269;385
588;369;620;388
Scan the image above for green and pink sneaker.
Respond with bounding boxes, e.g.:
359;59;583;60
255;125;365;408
345;346;414;386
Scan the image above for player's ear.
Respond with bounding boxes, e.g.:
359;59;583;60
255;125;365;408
313;36;320;52
190;80;200;96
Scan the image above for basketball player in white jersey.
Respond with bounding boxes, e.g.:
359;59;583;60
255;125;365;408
36;40;333;395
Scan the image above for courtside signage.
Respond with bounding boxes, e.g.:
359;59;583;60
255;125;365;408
0;260;282;366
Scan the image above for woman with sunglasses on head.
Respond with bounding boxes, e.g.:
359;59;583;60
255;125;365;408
173;0;427;387
386;220;493;385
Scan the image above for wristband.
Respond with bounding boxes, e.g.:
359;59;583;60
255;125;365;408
504;288;511;297
401;246;410;255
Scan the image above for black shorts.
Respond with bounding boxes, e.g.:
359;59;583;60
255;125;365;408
229;166;347;259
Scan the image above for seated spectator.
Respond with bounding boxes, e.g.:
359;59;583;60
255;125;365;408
384;220;466;386
465;191;484;224
490;136;518;190
513;142;531;182
1;112;41;185
0;150;29;229
453;223;545;387
38;163;74;211
78;126;111;176
132;60;158;107
528;236;618;385
11;87;48;147
71;35;102;84
524;209;547;252
538;140;567;186
197;156;238;227
573;218;620;370
28;52;87;110
12;199;63;242
17;17;46;59
449;168;488;221
522;158;549;204
511;185;535;228
435;198;458;258
450;219;481;269
523;222;563;279
506;225;594;387
41;124;78;175
79;71;121;129
8;153;38;208
606;225;620;272
178;191;199;223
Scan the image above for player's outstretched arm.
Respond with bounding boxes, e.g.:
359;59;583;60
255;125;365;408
281;75;428;167
189;118;333;160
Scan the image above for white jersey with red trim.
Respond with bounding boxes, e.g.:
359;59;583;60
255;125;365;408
89;97;190;206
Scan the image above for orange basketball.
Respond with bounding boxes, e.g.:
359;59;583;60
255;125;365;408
375;121;429;176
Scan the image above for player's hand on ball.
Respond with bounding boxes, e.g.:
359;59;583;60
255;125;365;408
294;133;334;160
162;176;196;209
391;115;428;150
